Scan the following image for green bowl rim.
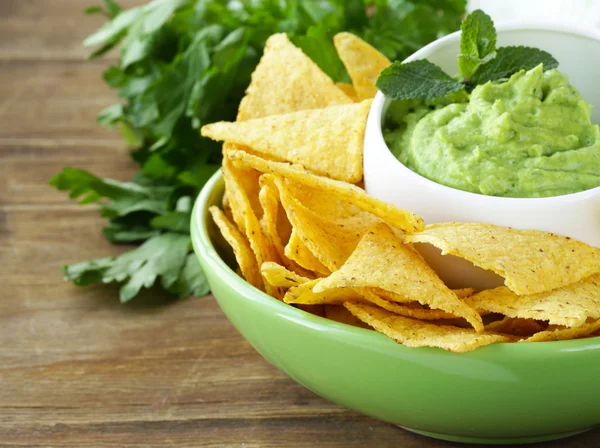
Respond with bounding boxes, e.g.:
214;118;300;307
191;170;600;356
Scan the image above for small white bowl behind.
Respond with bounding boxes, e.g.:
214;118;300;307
364;24;600;290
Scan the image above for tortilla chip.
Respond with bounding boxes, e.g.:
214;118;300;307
485;317;546;337
357;288;458;320
344;302;512;353
406;223;600;295
237;33;351;121
285;232;331;276
524;319;600;342
203;100;372;183
221;155;283;298
336;82;358;101
275;176;382;271
209;206;263;290
334;32;391;100
261;262;311;289
258;181;312;277
283;279;362;305
227;148;424;233
454;288;475;299
325;305;371;328
465;274;600;328
314;223;484;332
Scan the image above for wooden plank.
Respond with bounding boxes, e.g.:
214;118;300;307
0;0;142;60
0;140;135;207
0;60;121;139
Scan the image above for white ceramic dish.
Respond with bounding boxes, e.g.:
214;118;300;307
363;23;600;290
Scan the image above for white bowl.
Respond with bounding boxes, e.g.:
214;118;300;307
364;23;600;291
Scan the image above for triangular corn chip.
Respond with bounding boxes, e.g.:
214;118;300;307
314;223;484;332
275;176;382;271
344;303;512;353
524;319;600;342
261;262;311;289
334;32;391;100
465;274;600;328
227;148;424;233
283;279;362;305
357;288;458;320
258;181;312;277
406;223;600;295
209;206;262;290
284;232;331;276
237;33;352;121
221;155;283;298
336;82;359;101
203;100;372;183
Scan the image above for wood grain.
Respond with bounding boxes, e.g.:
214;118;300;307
1;1;599;446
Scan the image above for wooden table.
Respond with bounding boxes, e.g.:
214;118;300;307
1;1;598;446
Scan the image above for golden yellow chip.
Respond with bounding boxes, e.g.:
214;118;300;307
325;305;370;329
314;223;484;332
406;223;600;295
209;206;263;290
203;100;372;183
227;148;424;233
334;32;391;100
454;288;475;299
344;302;512;353
524;319;600;342
283;279;363;305
261;262;311;289
484;317;546;337
275;176;382;271
258;181;312;277
336;82;358;101
465;274;600;328
357;288;457;320
284;232;331;276
221;155;283;298
236;33;352;121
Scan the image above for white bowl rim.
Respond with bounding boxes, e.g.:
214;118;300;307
371;21;600;205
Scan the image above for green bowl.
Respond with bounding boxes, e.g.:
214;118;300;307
191;171;600;445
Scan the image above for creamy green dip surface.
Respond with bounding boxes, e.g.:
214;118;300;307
383;65;600;197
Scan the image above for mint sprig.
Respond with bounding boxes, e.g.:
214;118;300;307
470;45;558;84
458;9;496;79
376;9;559;101
375;60;464;99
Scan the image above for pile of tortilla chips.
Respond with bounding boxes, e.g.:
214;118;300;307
202;33;600;353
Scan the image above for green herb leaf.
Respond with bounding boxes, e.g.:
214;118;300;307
64;233;192;302
471;45;559;85
49;167;171;217
166;253;210;298
458;9;496;79
376;60;464;100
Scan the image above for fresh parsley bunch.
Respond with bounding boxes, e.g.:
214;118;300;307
50;0;466;303
376;10;559;100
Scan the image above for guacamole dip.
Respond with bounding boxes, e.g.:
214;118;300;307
383;65;600;197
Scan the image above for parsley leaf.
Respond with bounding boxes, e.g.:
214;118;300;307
470;45;559;84
376;60;464;100
458;9;496;79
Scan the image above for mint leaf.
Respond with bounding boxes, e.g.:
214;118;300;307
471;45;559;84
458;9;496;79
376;60;464;100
